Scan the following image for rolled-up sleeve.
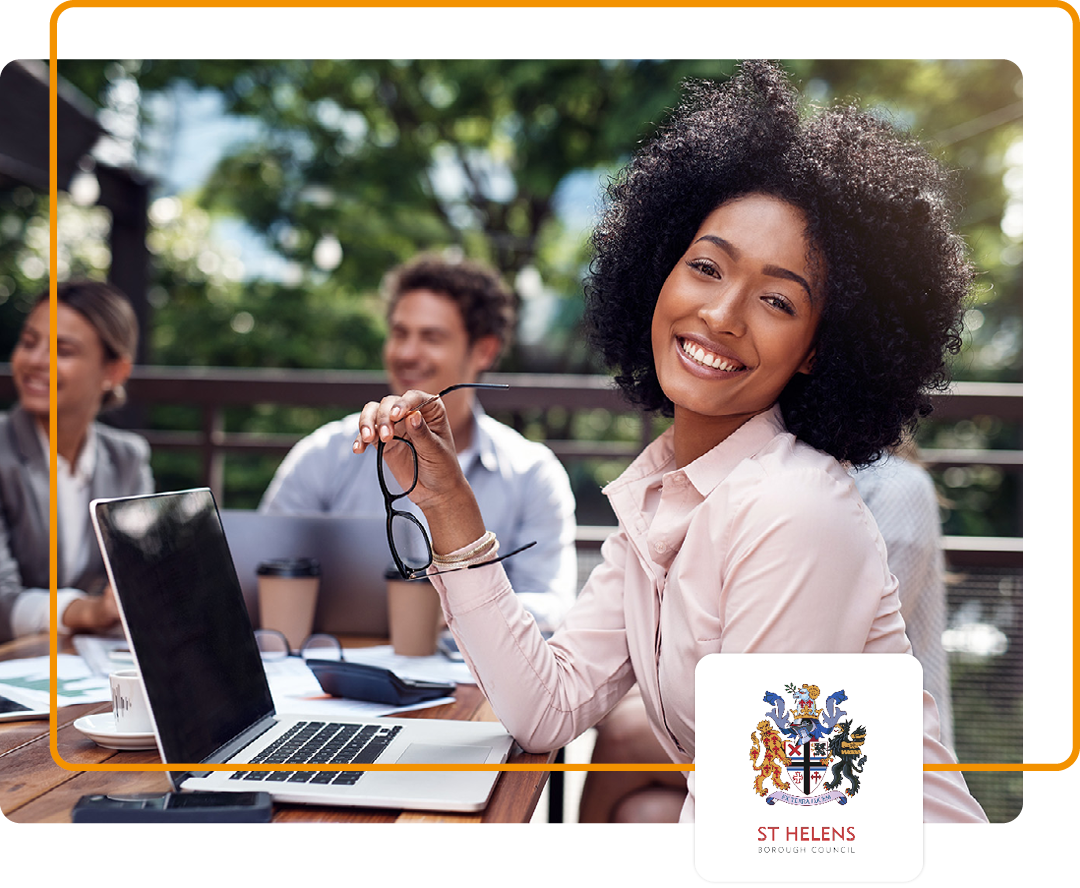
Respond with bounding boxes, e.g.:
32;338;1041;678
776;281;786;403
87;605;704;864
431;528;636;753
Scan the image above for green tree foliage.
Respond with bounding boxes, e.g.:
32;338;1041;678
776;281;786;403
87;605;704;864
47;59;1021;380
4;60;1022;525
0;187;46;357
0;188;114;356
54;59;744;372
120;59;729;278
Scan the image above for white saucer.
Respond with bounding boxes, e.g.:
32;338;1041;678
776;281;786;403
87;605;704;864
73;712;157;750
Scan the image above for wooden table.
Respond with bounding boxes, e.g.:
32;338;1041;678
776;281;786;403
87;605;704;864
0;634;553;823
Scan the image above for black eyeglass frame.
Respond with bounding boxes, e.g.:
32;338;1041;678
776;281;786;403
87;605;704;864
375;383;536;580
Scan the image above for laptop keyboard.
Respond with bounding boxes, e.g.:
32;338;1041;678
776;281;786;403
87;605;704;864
231;720;402;786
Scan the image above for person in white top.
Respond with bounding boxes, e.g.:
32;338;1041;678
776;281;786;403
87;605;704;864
851;447;955;751
0;281;152;642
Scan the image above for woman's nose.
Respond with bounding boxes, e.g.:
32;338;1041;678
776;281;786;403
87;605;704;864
26;340;50;365
698;288;748;336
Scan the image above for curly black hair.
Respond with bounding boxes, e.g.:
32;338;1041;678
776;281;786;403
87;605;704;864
584;60;971;466
382;252;517;362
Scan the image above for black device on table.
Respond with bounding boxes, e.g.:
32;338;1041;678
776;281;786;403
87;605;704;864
72;791;273;823
305;659;455;706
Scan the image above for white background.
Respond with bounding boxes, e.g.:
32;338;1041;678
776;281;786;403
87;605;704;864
2;3;1065;886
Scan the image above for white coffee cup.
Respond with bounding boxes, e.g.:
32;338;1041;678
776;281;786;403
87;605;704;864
109;669;152;734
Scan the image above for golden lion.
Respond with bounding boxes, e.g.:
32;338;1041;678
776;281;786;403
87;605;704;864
750;719;792;797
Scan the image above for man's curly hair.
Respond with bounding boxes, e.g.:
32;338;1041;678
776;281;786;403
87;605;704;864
382;252;517;362
584;60;971;466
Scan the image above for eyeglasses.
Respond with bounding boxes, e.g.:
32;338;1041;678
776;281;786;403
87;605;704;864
376;383;536;580
254;629;343;661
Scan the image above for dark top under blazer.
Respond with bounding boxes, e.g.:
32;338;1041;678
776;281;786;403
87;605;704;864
0;405;153;641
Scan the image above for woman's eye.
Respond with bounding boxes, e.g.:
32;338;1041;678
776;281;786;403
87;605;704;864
764;294;796;315
687;258;720;278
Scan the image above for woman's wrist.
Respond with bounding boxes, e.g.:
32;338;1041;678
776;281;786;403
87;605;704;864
62;592;119;632
421;481;488;556
432;531;499;568
61;596;95;630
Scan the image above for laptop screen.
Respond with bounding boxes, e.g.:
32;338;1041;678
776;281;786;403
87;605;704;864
93;489;274;767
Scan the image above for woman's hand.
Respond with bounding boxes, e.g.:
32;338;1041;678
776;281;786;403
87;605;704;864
62;585;120;633
353;390;487;553
353;389;458;509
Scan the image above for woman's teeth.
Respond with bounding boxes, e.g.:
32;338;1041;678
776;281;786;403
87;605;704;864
680;339;744;372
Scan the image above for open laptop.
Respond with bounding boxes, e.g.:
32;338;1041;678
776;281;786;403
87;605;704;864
220;510;392;636
90;488;514;813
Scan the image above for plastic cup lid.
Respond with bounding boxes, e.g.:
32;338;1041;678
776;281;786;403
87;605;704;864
256;557;320;577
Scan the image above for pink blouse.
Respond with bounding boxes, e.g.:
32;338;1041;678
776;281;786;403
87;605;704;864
432;405;986;822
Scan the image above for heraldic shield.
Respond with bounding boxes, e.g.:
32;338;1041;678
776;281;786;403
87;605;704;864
750;682;868;807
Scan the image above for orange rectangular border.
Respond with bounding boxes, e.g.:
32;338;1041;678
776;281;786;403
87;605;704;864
47;2;1065;775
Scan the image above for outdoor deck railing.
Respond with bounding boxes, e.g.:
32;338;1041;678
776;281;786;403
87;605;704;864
0;365;1021;569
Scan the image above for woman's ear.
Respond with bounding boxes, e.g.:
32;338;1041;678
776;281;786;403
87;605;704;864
797;349;816;375
104;356;133;392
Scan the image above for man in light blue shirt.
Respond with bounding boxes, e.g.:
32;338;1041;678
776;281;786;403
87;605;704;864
260;253;577;629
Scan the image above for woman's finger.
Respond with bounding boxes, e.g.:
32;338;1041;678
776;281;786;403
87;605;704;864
354;395;403;451
353;400;387;452
355;390;443;453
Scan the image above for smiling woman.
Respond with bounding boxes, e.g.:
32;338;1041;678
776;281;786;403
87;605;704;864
0;281;153;642
650;195;824;467
587;65;968;470
352;60;986;824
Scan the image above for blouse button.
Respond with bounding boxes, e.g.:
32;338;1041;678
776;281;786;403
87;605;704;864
654;541;667;553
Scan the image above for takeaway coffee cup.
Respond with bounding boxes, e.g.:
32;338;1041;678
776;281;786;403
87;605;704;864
257;557;321;651
110;669;152;734
385;567;442;657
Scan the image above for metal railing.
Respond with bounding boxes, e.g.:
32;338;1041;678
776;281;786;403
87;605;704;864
0;365;1022;569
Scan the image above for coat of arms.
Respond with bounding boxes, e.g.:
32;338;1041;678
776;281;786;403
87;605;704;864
749;682;868;806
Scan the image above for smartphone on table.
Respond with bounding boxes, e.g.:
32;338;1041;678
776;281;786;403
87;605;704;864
71;791;273;822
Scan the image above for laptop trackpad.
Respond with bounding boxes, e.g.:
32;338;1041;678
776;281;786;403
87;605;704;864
396;743;492;764
358;743;497;806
